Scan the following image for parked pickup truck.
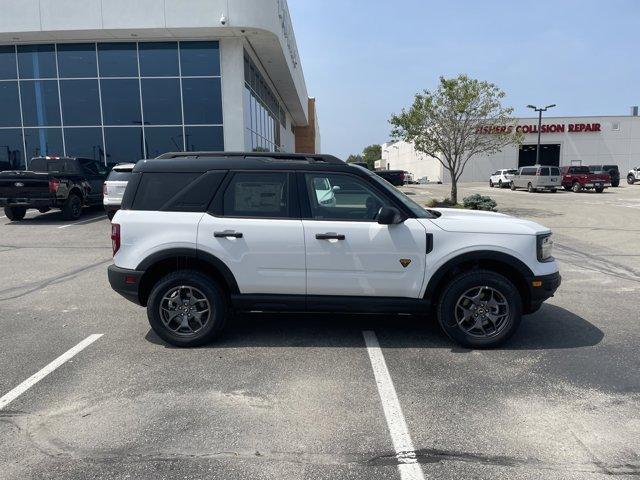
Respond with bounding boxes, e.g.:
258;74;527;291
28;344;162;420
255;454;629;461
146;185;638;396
0;156;108;221
374;170;406;186
561;166;611;193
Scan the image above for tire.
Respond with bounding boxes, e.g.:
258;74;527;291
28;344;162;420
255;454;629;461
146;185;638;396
510;182;516;191
572;182;582;193
550;188;557;193
147;270;228;347
4;206;26;221
563;185;571;191
527;183;535;193
595;187;604;193
612;181;619;188
498;180;503;188
489;180;494;188
437;270;522;348
62;194;82;220
628;175;636;185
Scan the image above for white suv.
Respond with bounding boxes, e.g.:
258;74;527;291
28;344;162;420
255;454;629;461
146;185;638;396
108;153;560;348
103;163;135;220
628;167;640;184
489;169;517;188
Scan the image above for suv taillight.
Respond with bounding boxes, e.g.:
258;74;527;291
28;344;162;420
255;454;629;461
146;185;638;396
49;178;60;193
111;223;120;256
103;183;108;195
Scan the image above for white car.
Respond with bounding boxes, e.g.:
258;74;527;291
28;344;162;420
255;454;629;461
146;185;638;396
103;163;135;220
108;152;560;349
628;167;640;185
489;169;518;188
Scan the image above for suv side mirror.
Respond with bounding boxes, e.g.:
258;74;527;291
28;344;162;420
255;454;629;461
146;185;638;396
377;206;404;225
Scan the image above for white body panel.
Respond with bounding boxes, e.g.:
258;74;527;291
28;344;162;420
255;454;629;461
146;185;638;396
103;181;128;206
303;218;428;298
489;169;516;186
197;214;306;295
113;210;204;270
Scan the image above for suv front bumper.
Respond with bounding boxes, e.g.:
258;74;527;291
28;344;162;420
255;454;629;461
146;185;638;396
108;264;145;305
527;271;561;313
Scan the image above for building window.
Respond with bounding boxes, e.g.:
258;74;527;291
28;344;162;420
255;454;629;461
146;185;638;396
243;53;286;152
0;41;224;167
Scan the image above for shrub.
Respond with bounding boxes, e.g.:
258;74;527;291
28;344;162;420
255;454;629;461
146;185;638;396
463;194;497;211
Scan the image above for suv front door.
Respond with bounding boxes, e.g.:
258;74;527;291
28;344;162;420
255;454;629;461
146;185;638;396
198;171;306;295
300;172;427;298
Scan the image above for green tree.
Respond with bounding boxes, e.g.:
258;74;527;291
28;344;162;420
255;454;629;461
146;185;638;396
362;144;381;170
390;74;522;203
346;154;364;164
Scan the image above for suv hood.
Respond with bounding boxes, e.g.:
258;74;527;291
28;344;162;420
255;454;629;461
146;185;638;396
422;208;550;235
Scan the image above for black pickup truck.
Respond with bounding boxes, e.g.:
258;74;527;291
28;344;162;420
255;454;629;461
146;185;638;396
374;169;406;186
0;157;108;221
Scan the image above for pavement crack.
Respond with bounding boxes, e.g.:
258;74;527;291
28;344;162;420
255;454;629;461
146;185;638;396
0;258;112;301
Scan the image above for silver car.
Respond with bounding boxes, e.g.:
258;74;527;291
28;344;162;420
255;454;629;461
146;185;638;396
510;165;561;193
104;163;135;220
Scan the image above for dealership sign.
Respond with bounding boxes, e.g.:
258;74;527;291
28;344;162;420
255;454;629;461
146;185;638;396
476;123;601;134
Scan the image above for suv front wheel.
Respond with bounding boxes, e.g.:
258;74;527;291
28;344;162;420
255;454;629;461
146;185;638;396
147;270;228;347
437;270;522;348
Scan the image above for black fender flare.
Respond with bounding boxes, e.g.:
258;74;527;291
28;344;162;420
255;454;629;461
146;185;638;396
136;248;239;295
424;250;535;302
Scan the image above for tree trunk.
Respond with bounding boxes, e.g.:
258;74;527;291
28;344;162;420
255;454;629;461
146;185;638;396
449;173;458;204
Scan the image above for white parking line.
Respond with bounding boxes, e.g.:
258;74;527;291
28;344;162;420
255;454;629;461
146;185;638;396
363;331;426;480
0;334;103;410
57;214;107;229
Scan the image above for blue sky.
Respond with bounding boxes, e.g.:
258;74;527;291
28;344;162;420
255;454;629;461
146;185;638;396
287;0;639;158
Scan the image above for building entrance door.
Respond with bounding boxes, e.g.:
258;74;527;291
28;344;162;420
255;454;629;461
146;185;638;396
518;144;560;168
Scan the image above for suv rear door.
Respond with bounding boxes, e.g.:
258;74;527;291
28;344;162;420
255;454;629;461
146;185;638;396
299;171;427;298
198;171;306;295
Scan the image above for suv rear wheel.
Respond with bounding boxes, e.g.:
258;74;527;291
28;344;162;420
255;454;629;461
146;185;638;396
437;270;522;348
4;206;26;221
628;175;636;185
147;270;228;347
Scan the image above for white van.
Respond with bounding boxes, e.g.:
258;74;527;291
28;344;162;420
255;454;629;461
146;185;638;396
511;165;561;193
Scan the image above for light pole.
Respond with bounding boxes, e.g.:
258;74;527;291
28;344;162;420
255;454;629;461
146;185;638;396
527;104;556;165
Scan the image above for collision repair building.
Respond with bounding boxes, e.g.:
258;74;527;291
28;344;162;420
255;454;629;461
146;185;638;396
380;111;640;183
0;0;319;170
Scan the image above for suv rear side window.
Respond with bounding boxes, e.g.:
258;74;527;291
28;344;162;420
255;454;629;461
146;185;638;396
132;172;200;211
223;172;291;218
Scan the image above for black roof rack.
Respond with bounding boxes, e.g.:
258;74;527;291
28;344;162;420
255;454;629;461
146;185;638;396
155;151;344;165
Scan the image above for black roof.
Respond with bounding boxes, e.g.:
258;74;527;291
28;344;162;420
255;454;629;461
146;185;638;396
134;151;355;174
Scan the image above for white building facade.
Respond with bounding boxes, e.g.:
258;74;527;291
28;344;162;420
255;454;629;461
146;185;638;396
380;113;640;183
0;0;314;169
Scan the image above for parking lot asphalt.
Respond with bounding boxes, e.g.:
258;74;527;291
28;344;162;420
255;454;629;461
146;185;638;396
0;185;639;479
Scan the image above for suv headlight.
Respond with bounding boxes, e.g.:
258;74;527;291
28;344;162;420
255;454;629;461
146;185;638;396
537;233;554;262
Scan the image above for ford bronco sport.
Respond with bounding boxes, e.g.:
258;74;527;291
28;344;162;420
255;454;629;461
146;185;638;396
108;152;561;348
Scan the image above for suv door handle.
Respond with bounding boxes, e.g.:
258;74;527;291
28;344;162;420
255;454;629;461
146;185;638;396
316;233;345;240
214;230;243;238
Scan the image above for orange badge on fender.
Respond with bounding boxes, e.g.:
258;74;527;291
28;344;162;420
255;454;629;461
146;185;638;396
399;259;411;268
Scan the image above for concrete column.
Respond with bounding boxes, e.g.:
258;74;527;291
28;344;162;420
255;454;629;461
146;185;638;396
219;37;246;151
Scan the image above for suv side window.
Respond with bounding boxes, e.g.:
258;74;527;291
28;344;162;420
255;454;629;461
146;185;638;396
132;172;200;211
304;172;390;221
222;172;291;218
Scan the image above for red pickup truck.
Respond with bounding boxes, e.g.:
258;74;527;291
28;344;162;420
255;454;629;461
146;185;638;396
561;166;611;193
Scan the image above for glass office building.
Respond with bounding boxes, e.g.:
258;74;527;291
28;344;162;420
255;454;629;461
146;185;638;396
0;41;224;169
